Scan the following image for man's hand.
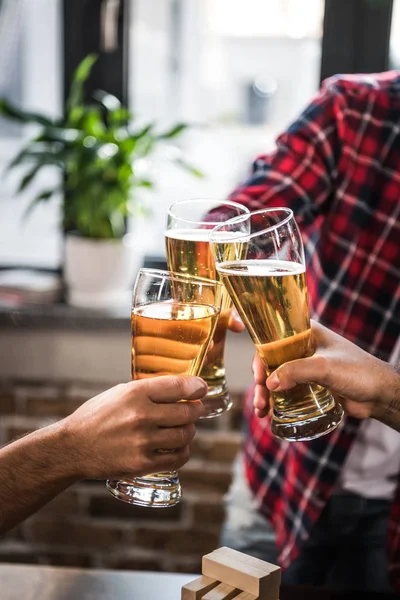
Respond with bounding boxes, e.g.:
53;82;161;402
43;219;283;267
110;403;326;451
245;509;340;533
228;308;245;333
63;375;207;479
252;321;400;428
252;352;272;418
0;375;207;534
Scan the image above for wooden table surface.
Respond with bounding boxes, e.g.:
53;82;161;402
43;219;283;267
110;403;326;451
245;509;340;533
0;564;395;600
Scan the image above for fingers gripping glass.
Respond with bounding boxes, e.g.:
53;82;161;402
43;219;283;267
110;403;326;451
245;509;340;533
210;208;344;442
106;269;222;507
166;199;250;418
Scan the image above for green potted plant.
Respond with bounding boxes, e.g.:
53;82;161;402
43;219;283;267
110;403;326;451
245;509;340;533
0;54;200;308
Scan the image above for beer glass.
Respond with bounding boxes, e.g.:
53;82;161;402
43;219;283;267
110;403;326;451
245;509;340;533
106;269;222;507
166;199;249;418
210;208;344;441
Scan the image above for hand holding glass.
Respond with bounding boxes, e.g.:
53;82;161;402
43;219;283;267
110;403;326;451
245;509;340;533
210;208;344;441
106;268;222;507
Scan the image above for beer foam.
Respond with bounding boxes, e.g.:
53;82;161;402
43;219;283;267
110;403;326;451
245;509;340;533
165;229;211;242
165;229;242;242
217;259;305;276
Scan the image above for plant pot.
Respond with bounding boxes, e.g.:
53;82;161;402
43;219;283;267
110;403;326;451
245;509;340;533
64;233;142;309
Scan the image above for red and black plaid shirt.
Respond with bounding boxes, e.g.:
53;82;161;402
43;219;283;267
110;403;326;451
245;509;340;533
228;72;400;590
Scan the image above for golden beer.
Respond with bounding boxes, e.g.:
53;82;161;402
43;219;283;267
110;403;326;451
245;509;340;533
217;259;336;423
165;229;234;416
130;300;219;483
131;301;219;380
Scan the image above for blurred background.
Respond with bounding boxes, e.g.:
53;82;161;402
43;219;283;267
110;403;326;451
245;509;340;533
0;0;397;574
1;0;399;268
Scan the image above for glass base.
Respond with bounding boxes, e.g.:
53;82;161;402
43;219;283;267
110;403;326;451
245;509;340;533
271;400;344;442
200;380;232;419
106;475;181;508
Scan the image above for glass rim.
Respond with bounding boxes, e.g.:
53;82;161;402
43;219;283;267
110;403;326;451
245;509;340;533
167;198;250;227
209;207;294;242
137;268;223;290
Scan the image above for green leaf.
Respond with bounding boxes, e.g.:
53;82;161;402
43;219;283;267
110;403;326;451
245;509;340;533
81;106;105;136
66;54;98;113
17;165;42;193
109;212;126;238
8;146;35;169
136;179;153;188
74;54;98;83
93;89;121;112
36;126;81;144
119;137;137;155
23;189;56;221
0;98;54;126
135;134;155;157
172;157;204;178
8;144;65;170
68;106;85;128
132;123;154;140
158;123;187;139
110;107;131;127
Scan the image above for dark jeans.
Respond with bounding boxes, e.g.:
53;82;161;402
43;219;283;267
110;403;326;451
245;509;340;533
284;492;392;592
222;455;393;593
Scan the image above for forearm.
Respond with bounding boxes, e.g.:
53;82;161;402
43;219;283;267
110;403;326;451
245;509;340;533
372;365;400;431
0;421;79;534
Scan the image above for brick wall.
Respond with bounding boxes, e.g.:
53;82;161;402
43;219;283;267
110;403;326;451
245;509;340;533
0;379;244;572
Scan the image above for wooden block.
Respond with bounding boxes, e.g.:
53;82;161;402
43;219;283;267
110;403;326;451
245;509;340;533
181;575;219;600
202;582;239;600
205;547;280;598
211;547;280;578
202;552;280;599
232;593;259;600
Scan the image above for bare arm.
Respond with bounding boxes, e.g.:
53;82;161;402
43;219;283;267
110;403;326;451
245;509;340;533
0;376;206;534
253;321;400;431
0;421;77;534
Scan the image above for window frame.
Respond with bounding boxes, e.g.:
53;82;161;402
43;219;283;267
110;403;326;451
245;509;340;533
63;0;130;107
320;0;393;82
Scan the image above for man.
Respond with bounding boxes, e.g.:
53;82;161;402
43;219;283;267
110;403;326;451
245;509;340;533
0;375;206;534
222;72;400;592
